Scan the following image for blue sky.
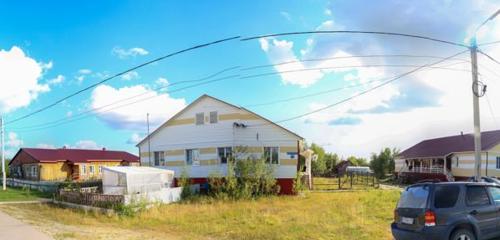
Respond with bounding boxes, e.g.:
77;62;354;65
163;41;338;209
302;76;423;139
1;0;500;158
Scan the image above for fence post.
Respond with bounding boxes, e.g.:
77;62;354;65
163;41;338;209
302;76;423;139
338;175;341;190
350;173;353;189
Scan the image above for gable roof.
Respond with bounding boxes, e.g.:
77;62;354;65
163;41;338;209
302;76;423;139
398;130;500;159
10;148;139;165
137;94;303;146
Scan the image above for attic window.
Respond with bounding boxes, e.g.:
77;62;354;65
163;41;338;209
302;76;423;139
196;113;204;125
210;111;218;123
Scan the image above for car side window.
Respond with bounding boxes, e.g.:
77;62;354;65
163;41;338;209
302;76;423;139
434;185;460;208
489;187;500;205
466;186;491;206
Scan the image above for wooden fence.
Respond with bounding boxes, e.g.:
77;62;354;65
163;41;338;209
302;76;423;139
58;190;124;208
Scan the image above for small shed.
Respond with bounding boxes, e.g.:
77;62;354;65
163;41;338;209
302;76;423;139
102;166;174;195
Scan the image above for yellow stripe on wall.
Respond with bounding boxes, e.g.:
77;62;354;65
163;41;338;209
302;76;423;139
280;159;298;166
280;146;297;153
245;147;263;153
219;113;260;121
200;148;217;154
200;159;219;165
166;149;184;156
166;118;194;126
140;152;150;157
165;161;185;166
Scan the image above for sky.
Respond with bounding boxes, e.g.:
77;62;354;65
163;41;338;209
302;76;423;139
0;0;500;159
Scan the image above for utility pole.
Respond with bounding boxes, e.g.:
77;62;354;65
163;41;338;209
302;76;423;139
147;113;151;167
470;38;482;182
1;116;5;191
471;9;500;182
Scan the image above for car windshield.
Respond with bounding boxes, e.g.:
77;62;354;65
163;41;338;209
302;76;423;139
397;185;430;208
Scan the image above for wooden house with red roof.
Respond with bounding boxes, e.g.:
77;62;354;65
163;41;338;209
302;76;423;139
8;148;140;181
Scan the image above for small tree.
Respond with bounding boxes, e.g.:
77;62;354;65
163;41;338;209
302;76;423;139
179;168;193;200
370;148;399;179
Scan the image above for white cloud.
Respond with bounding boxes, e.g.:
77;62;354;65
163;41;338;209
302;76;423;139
74;140;101;150
155;77;169;89
127;133;143;144
75;69;92;84
78;69;92;75
324;9;332;16
6;132;23;148
112;47;149;59
47;74;65;85
280;11;292;21
36;143;56;149
90;84;186;130
0;46;52;113
121;71;139;81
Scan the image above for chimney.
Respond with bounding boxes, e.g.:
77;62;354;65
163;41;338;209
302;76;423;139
102;147;106;151
461;131;464;137
62;146;67;149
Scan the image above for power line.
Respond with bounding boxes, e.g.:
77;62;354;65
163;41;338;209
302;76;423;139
247;49;469;127
478;50;500;66
12;74;239;133
5;36;240;126
242;31;469;48
478;40;500;47
241;54;470;71
240;61;471;80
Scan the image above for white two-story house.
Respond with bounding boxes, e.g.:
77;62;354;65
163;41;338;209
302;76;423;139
136;95;304;194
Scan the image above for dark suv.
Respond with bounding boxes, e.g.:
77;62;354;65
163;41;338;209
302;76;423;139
392;182;500;240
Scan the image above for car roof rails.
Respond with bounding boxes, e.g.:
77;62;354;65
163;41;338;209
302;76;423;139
416;179;442;184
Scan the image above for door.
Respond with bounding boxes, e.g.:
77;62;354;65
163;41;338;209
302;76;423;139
487;186;500;237
465;186;498;238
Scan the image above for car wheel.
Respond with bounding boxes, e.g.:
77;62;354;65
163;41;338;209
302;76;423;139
450;229;476;240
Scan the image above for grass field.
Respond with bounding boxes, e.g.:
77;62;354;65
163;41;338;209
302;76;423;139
0;189;400;240
0;187;52;202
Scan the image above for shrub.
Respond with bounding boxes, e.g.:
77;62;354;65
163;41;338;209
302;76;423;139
179;168;193;200
293;172;305;194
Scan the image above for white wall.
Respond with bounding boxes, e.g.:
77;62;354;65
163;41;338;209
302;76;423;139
138;96;301;179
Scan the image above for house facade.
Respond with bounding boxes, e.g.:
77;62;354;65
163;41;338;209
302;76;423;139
137;95;304;194
9;148;140;181
396;130;500;182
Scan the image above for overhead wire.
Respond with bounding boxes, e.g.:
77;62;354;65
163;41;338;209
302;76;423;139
246;49;469;127
4;36;240;126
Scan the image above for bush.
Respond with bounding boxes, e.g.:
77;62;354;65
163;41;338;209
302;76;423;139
207;158;279;200
179;168;193;200
293;172;305;194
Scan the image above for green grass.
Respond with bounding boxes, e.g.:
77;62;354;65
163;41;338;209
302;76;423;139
0;187;52;202
0;190;400;240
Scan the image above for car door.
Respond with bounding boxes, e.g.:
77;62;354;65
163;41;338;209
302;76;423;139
465;186;498;238
487;186;500;236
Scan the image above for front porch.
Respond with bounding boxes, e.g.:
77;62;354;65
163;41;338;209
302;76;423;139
398;157;453;183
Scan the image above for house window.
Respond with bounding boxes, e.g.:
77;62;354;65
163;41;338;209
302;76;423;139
186;149;200;166
496;156;500;169
196;113;204;125
81;164;86;175
264;147;279;164
32;166;38;177
154;151;165;166
99;166;102;173
218;147;232;164
210;111;218;124
89;166;95;174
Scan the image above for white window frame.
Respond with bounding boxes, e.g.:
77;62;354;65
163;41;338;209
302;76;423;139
210;111;218;124
89;165;95;174
186;149;200;166
217;147;232;164
32;165;38;177
264;147;280;165
99;166;102;174
154;151;165;166
195;113;204;125
81;164;87;175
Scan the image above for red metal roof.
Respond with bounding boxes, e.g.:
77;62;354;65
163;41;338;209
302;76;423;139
18;148;139;164
398;130;500;159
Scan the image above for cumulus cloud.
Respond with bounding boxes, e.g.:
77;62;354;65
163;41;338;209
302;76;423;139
285;0;500;158
112;47;149;59
90;84;186;130
75;69;92;84
6;132;23;148
36;143;56;149
127;133;143;144
121;71;139;81
0;46;52;113
74;140;101;150
47;74;65;85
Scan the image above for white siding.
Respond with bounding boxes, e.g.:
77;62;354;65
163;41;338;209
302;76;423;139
138;96;301;179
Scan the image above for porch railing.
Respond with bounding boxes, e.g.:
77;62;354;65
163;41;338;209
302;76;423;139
406;166;444;174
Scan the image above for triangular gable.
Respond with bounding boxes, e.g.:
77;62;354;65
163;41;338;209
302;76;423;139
137;94;303;146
